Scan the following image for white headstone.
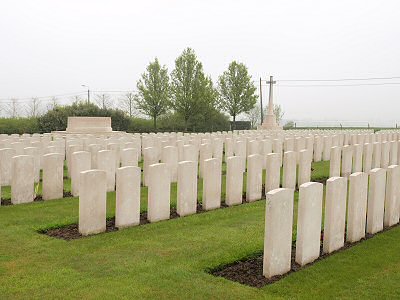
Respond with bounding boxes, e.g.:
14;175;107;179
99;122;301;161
177;161;198;216
323;177;347;254
147;163;170;222
79;170;107;235
225;156;243;206
296;182;323;266
0;148;15;186
341;145;353;178
42;153;64;200
202;158;222;210
298;150;312;187
97;150;116;192
329;146;341;177
263;188;294;278
115;166;141;228
11;155;34;204
161;146;178;182
282;151;296;189
367;168;386;234
384;165;400;227
246;154;263;202
363;143;373;173
120;148;139;167
71;151;91;197
265;153;280;193
347;172;368;242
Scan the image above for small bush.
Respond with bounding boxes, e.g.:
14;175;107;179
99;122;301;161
38;102;131;133
0;118;40;134
128;118;155;133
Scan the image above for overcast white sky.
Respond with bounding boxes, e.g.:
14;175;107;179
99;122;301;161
1;0;400;125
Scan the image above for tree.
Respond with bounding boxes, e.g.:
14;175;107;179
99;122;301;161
119;92;136;117
70;95;83;104
265;104;284;125
217;61;257;130
246;104;261;129
136;58;170;129
26;97;41;117
283;120;294;129
5;98;20;118
171;48;217;131
46;97;59;111
95;93;113;109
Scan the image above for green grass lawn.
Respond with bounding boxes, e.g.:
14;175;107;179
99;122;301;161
0;161;400;299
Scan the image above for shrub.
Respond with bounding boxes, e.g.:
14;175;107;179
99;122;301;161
38;102;131;133
127;118;155;133
0;118;40;134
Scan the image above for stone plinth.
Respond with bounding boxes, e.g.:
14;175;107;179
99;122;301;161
53;117;124;136
260;114;282;130
67;117;112;134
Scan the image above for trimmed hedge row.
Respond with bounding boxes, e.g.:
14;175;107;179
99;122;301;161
0;118;40;134
0;103;231;134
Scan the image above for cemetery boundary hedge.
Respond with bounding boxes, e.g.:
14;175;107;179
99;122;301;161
0;118;40;134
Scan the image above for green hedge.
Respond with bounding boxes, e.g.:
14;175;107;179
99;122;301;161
38;102;131;133
128;112;230;133
0;118;40;134
0;104;231;134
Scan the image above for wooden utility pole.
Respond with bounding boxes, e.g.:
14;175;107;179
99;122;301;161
259;77;263;124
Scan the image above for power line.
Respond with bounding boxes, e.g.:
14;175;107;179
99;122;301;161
278;76;400;82
276;82;400;87
0;91;86;101
3;76;400;100
92;90;135;93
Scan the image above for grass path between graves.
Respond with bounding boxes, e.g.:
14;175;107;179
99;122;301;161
1;161;400;299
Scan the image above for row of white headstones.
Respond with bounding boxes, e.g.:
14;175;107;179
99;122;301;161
1;129;399;205
265;166;399;279
0;127;400;204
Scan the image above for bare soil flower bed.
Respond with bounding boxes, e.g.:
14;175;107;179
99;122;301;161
39;202;238;240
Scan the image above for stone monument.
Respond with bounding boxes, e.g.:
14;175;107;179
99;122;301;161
53;117;122;136
260;76;283;130
66;117;112;134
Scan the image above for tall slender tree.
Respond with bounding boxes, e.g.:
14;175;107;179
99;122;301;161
135;58;170;129
5;98;20;118
246;103;261;129
26;97;41;117
119;92;136;117
95;93;113;109
217;61;257;129
170;48;216;131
